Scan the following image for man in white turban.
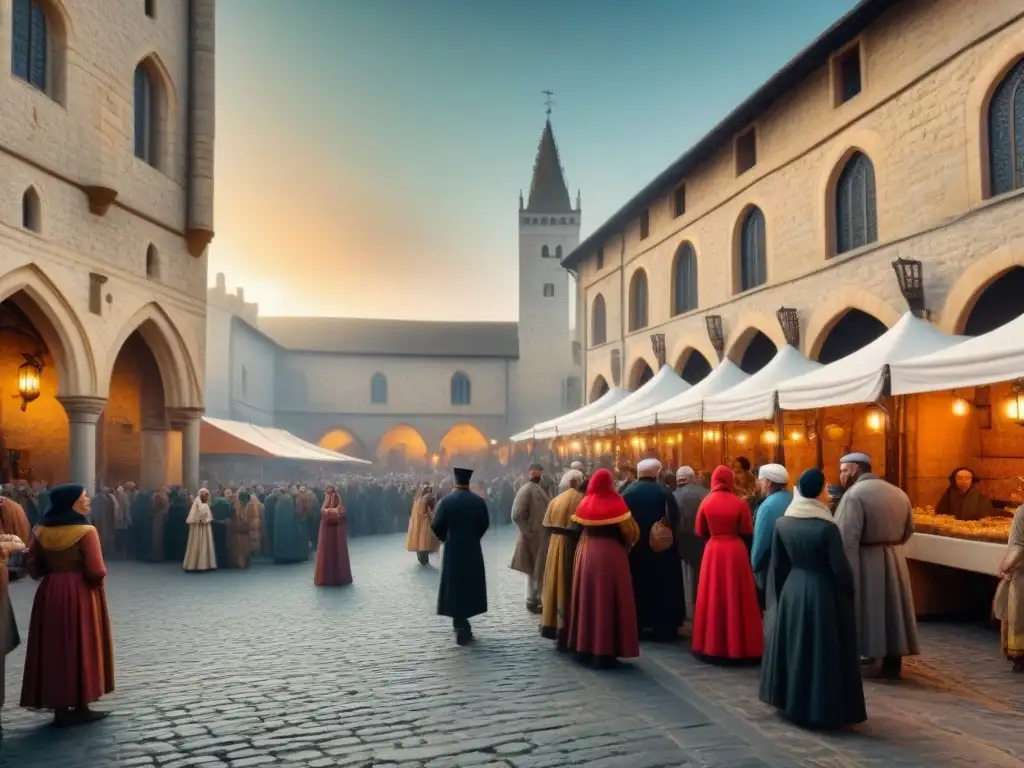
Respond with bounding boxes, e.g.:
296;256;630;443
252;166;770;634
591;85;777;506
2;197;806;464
750;463;793;611
835;452;919;678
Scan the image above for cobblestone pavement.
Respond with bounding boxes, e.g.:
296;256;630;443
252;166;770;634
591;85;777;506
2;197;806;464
1;528;1021;767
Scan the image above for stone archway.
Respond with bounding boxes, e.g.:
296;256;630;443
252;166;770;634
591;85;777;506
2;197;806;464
804;287;901;358
377;424;429;468
439;423;490;465
318;427;369;459
589;375;610;402
675;347;713;385
941;244;1024;334
628;358;654;390
959;266;1024;336
814;308;889;364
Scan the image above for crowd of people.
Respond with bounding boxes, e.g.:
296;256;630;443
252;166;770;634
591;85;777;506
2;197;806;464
3;450;1024;738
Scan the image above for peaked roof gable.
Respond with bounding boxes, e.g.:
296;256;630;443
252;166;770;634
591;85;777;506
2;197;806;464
526;119;573;213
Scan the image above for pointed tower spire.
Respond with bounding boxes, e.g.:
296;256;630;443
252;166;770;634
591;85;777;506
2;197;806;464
525;119;573;214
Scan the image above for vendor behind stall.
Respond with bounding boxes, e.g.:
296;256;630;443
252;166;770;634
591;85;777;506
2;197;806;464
935;467;994;521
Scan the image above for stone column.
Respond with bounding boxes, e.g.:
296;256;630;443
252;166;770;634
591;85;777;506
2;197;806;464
58;396;106;492
140;428;170;490
168;408;204;491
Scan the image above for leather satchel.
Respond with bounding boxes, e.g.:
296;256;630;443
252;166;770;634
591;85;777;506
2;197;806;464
649;501;675;554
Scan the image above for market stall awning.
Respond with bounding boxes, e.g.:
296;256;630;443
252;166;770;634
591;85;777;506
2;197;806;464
509;387;631;443
702;344;822;423
616;360;750;429
889;314;1021;395
777;313;965;411
201;417;372;465
554;366;691;436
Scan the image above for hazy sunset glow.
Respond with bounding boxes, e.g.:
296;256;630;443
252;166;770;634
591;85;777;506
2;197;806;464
211;0;859;321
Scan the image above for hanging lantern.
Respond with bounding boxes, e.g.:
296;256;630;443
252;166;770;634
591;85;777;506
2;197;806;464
761;429;778;445
951;396;969;417
1009;380;1024;426
865;409;884;433
17;353;43;411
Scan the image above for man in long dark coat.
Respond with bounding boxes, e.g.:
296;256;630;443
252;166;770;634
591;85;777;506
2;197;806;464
673;466;708;624
623;458;685;641
431;467;489;646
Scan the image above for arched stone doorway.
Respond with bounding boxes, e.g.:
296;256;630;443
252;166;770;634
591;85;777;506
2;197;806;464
439;423;490;465
0;295;68;484
318;427;369;459
738;331;777;375
629;359;654;389
589;375;610;402
676;348;713;384
377;424;428;468
962;266;1024;336
816;308;888;364
100;330;169;488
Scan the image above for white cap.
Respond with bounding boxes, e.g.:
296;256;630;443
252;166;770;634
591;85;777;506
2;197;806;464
570;461;584;470
676;466;696;480
637;458;663;476
840;452;871;466
758;463;789;485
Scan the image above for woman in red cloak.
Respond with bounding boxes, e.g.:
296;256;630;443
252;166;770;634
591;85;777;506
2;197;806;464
20;483;115;726
691;465;763;663
565;468;640;668
314;485;352;586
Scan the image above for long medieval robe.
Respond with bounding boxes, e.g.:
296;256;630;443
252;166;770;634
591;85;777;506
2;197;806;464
263;491;278;556
623;477;685;640
130;491;153;561
674;481;709;622
406;488;440;561
21;525;115;711
314;489;352;586
998;505;1024;664
150;490;170;562
165;489;191;563
296;490;317;550
834;472;919;661
539;487;583;643
759;493;866;729
565;469;640;666
511;480;550;609
91;492;116;555
0;562;15;712
692;466;763;662
211;497;233;568
308;487;324;549
183;496;216;572
246;496;264;556
0;497;31;544
227;497;251;569
432;486;489;627
273;493;309;563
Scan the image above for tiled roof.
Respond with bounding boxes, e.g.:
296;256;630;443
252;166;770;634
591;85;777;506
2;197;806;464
258;317;520;359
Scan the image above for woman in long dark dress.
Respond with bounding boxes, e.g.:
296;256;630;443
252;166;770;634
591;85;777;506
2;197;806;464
759;468;866;729
314;485;352;586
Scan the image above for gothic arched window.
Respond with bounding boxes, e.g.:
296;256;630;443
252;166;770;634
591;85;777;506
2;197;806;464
555;245;563;259
988;58;1024;197
671;242;698;315
834;151;878;255
541;245;550;258
451;372;471;405
12;0;48;92
370;372;388;404
134;61;160;167
738;207;767;292
629;270;648;331
591;294;607;346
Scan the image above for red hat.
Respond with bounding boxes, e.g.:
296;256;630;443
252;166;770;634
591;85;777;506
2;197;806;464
572;469;631;527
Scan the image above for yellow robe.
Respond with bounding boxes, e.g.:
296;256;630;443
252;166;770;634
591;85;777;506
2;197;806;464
406;494;440;553
539;488;584;638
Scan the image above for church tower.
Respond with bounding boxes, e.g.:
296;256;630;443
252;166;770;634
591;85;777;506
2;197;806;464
508;117;583;435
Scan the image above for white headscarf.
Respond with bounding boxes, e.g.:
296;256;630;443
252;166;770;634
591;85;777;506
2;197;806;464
560;469;584;492
186;493;212;525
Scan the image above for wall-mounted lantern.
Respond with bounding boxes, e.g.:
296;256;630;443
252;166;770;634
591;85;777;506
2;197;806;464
18;353;43;411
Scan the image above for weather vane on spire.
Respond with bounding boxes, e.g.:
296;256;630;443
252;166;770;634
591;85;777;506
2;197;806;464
542;90;555;117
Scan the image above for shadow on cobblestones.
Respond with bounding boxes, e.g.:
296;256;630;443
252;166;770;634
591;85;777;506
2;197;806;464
1;530;1020;768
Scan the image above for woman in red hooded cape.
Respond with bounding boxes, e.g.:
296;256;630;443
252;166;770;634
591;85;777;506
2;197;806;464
691;465;763;662
314;485;352;586
565;469;641;667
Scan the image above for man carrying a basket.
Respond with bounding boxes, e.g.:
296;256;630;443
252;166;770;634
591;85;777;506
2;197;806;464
622;458;685;642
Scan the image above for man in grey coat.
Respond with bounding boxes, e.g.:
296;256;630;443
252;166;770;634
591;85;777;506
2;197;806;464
834;452;919;679
673;466;708;624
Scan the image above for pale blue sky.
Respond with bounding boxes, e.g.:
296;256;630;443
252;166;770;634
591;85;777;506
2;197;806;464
211;0;859;320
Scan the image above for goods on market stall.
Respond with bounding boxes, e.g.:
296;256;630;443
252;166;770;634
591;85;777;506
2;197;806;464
912;507;1011;544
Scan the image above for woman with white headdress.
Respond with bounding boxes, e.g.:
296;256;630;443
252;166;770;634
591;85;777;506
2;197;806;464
183;488;217;572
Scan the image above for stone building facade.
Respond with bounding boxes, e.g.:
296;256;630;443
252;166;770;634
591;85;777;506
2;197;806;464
205;118;583;467
566;0;1024;401
0;0;215;490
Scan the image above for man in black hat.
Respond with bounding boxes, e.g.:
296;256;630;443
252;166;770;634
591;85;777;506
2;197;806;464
431;467;490;646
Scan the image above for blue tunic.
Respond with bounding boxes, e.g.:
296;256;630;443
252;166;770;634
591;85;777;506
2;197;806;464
272;494;310;563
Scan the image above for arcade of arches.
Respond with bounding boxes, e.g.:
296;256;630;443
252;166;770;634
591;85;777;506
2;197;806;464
0;293;201;491
319;423;495;469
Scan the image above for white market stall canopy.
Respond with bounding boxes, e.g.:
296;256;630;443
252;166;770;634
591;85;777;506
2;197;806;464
509;387;631;443
890;313;1024;395
702;344;823;423
558;365;691;435
616;359;750;430
201;417;372;465
777;313;966;411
